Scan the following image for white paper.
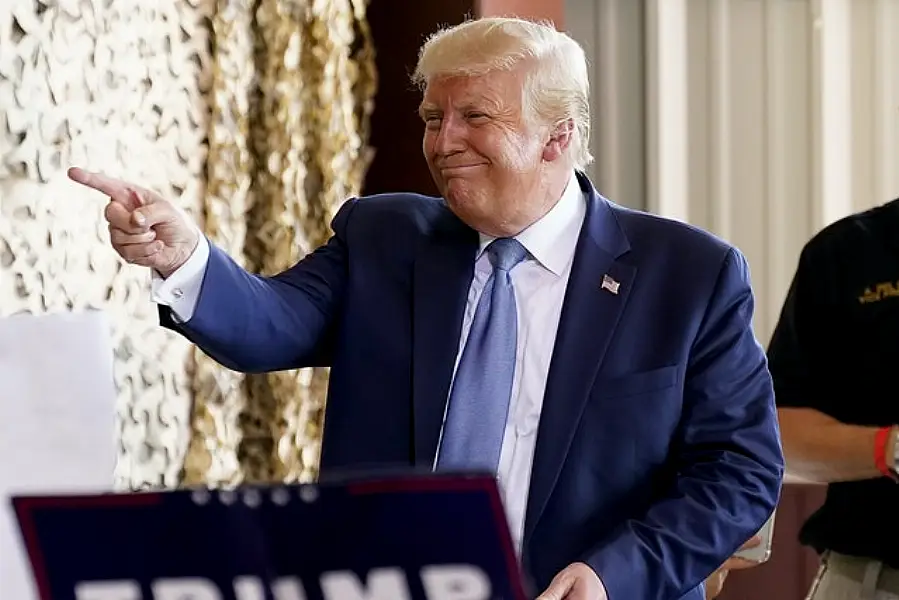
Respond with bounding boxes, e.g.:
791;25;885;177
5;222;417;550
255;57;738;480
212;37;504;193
0;310;117;599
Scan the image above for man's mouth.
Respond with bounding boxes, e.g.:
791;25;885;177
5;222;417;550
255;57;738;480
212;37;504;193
440;164;486;174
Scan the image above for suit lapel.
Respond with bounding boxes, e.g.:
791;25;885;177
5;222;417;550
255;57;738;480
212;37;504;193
411;213;478;468
524;176;636;544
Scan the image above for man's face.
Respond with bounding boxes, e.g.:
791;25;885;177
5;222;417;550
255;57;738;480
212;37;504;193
420;68;553;237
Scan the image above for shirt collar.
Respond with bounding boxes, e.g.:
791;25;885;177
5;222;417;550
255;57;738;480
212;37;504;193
477;171;585;276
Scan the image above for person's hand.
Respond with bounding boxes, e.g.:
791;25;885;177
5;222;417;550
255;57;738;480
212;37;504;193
705;536;764;599
68;167;199;278
536;562;606;600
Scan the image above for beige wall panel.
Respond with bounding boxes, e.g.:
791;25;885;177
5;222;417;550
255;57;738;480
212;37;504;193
568;0;899;342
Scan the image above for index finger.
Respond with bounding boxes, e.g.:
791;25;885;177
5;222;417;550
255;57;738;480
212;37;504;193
68;167;142;207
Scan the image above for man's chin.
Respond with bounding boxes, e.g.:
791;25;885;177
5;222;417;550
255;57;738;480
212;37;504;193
443;190;479;213
442;176;485;198
443;194;497;233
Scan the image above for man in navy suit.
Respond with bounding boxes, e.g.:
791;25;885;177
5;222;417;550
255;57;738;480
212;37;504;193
70;17;782;600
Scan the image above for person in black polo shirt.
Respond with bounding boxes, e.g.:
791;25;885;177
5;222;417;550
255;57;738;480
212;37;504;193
769;199;899;598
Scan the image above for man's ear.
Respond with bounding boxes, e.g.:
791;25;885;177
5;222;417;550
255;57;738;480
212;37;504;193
542;119;574;162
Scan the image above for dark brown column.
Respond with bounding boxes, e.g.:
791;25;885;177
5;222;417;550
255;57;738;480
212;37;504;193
478;0;565;27
363;1;475;197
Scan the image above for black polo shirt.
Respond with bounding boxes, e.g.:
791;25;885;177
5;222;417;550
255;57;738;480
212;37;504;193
768;197;899;566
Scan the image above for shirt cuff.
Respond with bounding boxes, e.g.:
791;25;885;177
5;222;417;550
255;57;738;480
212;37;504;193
150;235;210;323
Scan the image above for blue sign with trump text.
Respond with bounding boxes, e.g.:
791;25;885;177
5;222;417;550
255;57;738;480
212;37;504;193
12;473;527;600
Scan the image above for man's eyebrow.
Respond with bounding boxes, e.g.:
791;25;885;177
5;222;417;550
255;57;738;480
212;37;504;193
459;102;490;113
418;104;440;117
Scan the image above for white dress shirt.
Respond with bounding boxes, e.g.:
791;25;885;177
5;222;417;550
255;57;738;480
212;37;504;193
151;172;587;552
151;226;210;321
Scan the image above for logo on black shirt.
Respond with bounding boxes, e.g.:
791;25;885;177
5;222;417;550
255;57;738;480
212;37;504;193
858;281;899;304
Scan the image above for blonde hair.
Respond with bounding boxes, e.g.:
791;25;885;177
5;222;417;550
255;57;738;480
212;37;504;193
413;17;593;169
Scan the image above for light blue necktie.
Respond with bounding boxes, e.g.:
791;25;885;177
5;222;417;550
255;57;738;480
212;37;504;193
436;238;528;473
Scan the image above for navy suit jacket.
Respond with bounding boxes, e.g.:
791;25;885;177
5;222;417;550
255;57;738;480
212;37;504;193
162;172;784;599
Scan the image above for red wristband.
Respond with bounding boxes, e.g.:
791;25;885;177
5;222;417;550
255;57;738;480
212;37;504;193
874;426;898;481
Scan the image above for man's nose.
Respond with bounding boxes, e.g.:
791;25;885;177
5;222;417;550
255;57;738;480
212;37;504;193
433;114;466;155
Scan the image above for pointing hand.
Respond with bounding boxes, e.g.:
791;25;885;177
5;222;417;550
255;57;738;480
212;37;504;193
68;167;199;278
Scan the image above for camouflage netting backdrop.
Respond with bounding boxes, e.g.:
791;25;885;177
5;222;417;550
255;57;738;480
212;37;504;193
0;0;376;490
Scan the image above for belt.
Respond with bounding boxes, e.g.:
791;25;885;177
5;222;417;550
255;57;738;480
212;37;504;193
826;552;899;594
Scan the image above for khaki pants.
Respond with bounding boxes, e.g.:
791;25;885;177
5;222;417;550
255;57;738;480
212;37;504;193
808;553;899;600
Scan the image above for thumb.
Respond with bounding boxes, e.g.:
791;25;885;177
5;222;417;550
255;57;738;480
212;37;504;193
741;535;763;549
536;574;574;600
132;202;173;229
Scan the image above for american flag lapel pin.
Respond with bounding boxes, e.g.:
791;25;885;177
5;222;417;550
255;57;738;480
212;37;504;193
601;274;620;295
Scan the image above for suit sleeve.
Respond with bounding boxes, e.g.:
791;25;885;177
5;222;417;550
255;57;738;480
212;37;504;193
584;248;785;600
159;198;359;373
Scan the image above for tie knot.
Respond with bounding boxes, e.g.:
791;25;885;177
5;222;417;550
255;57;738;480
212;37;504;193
487;238;528;272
